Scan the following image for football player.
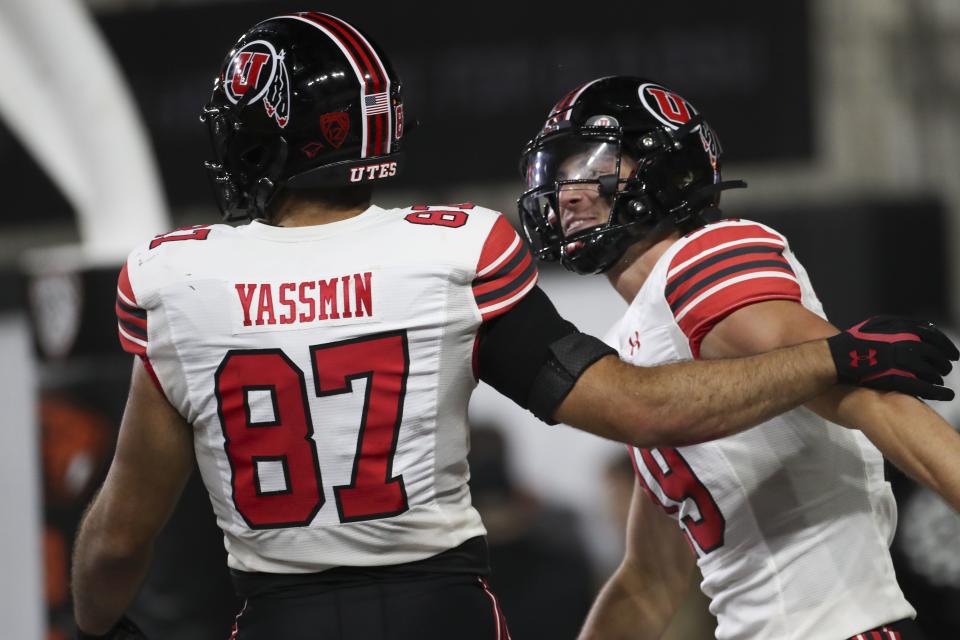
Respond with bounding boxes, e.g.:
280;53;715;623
517;76;960;640
72;18;956;640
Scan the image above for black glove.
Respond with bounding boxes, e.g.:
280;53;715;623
77;616;148;640
827;316;959;401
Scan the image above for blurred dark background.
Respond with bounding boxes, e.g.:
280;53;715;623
0;0;811;227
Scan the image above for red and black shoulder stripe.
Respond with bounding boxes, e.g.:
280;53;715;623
473;215;538;321
116;261;166;391
116;262;148;357
666;222;802;356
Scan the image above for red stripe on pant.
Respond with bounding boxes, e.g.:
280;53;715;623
228;600;247;640
478;577;511;640
848;625;901;640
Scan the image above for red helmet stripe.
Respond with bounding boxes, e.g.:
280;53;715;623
556;87;580;111
310;13;385;92
546;77;611;124
301;13;378;157
373;114;384;156
283;15;372;157
308;13;393;156
561;77;611;120
547;87;579;120
278;13;394;158
306;13;381;91
321;12;394;154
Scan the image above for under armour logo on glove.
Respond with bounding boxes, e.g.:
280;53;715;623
828;316;959;401
848;349;878;368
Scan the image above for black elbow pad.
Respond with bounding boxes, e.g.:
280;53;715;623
527;331;616;423
477;286;615;423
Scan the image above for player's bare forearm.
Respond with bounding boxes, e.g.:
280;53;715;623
72;358;194;634
72;488;156;634
580;485;695;639
556;339;835;448
579;568;658;640
809;389;960;512
579;561;683;640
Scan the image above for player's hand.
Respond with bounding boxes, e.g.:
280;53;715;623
827;316;959;401
77;616;148;640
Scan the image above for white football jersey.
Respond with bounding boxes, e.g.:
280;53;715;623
605;219;914;640
115;203;538;573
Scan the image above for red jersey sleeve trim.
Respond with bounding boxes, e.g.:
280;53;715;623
682;290;803;358
473;215;540;321
476;216;521;274
116;262;148;357
667;223;803;358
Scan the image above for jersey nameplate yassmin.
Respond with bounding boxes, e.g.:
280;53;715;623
231;270;378;334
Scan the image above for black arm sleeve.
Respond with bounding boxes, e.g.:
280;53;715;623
477;285;615;423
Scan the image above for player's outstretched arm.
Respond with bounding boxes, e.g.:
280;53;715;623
554;339;836;447
701;300;960;512
809;387;960;511
72;358;194;636
479;287;956;449
578;482;695;640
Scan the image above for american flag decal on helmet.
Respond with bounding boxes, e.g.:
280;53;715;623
364;92;389;115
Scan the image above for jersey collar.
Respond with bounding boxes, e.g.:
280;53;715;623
243;205;385;240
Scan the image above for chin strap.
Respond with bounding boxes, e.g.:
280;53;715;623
251;138;289;218
677;179;748;211
669;114;704;147
671;179;747;225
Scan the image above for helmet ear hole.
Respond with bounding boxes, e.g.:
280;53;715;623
241;145;267;168
676;170;695;189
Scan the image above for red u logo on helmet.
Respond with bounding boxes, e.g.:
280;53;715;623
644;87;692;125
229;52;271;98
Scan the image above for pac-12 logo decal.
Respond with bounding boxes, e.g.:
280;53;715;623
320;112;350;148
224;40;291;128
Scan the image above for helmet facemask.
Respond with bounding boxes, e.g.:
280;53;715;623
519;125;673;274
519;77;754;274
519;113;744;275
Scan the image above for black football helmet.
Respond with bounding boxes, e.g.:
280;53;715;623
201;13;406;220
518;76;746;274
